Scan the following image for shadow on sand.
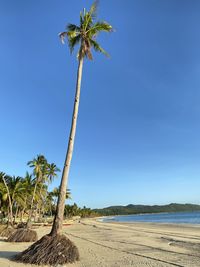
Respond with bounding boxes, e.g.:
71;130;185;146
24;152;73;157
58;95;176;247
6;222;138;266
0;251;18;260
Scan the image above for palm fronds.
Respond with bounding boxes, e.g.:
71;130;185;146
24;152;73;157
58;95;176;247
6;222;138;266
90;39;109;57
59;1;113;60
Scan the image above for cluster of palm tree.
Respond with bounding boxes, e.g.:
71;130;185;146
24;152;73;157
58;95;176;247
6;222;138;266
0;155;60;226
64;203;98;218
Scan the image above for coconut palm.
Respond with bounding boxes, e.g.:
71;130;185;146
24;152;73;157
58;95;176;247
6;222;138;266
34;183;48;222
9;176;25;224
26;155;48;226
0;172;13;226
0;173;16;237
14;2;112;265
0;173;24;226
0;173;28;239
52;187;71;200
46;188;71;217
36;163;60;221
0;179;8;215
19;172;34;222
46;163;60;185
44;192;54;217
7;156;48;242
51;0;112;237
8;156;60;242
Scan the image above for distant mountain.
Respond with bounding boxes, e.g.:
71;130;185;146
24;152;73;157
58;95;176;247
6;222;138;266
93;203;200;216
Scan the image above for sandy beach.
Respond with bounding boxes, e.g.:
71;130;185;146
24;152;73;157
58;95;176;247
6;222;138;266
0;219;200;267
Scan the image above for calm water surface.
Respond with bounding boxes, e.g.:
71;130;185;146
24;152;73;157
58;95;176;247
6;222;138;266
101;211;200;224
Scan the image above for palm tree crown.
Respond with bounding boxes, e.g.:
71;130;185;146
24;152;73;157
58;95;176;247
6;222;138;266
59;1;112;60
46;163;60;184
27;155;47;182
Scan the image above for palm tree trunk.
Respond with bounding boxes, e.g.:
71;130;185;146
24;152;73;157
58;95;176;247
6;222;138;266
14;204;19;224
2;176;13;226
20;209;24;222
27;180;38;228
34;203;39;222
38;185;44;221
50;57;84;236
20;195;27;222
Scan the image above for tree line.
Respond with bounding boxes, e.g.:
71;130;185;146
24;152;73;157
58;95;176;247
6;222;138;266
0;154;97;226
94;203;200;216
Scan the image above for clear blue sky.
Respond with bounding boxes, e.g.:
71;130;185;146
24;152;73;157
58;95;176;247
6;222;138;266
0;0;200;208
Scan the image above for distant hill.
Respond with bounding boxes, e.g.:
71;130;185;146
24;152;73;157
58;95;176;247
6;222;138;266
93;203;200;216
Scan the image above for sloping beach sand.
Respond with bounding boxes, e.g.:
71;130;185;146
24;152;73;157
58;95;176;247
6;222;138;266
0;219;200;267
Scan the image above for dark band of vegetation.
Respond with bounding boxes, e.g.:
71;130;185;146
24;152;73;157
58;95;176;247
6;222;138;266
93;203;200;216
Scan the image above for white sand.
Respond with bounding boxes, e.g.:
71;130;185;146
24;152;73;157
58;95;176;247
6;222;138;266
0;219;200;267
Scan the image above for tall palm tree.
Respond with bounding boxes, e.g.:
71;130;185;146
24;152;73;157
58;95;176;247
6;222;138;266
51;187;71;210
14;2;112;264
0;179;8;215
50;0;112;237
0;172;13;226
34;183;48;222
0;173;24;226
9;176;24;224
19;172;34;222
26;155;47;226
52;187;71;200
36;163;60;222
46;163;60;185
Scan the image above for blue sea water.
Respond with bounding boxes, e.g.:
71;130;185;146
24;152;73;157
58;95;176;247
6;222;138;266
101;211;200;224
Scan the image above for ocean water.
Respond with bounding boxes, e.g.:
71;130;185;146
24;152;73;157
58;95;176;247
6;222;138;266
101;211;200;224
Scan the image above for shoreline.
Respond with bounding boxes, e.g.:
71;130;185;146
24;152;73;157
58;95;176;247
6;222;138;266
93;216;200;230
96;209;200;216
100;219;200;228
95;210;200;225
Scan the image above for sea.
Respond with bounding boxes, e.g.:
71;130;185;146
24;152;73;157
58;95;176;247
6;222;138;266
100;211;200;224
